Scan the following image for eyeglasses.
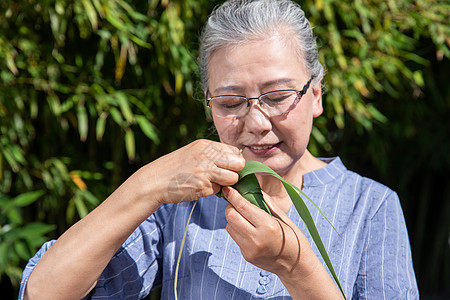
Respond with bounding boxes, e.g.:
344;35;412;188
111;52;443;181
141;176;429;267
206;76;314;118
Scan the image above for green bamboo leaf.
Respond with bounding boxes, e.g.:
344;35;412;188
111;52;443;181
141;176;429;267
105;13;126;31
74;196;89;218
91;0;103;15
2;223;55;241
232;173;271;215
109;107;124;126
0;190;45;218
127;34;152;49
29;97;39;119
2;148;19;172
77;104;88;142
81;0;98;30
66;198;76;223
14;240;31;260
228;160;346;299
116;93;135;124
11;190;45;208
96;113;107;141
9;144;26;165
125;129;135;161
48;94;61;117
136;115;160;144
51;159;71;182
78;189;100;206
7;207;22;225
367;104;388;123
0;151;3;182
22;223;55;238
0;242;8;269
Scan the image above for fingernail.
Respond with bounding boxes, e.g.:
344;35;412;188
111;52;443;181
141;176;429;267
223;186;230;198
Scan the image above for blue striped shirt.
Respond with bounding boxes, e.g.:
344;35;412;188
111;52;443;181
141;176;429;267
19;157;418;299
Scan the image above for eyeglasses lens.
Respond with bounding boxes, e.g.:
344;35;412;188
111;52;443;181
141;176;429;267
211;90;297;118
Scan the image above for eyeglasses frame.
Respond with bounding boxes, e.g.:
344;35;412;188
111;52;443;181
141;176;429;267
206;75;315;118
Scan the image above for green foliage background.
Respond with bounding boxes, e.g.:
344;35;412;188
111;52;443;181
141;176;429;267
0;0;449;298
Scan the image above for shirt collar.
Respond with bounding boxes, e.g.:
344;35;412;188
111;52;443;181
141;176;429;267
303;157;347;187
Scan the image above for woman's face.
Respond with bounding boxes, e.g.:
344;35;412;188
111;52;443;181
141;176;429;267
207;36;323;176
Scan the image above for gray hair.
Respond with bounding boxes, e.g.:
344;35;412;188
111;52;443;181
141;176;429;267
199;0;324;93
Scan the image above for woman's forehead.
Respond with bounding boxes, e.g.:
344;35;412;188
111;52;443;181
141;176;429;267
207;37;308;92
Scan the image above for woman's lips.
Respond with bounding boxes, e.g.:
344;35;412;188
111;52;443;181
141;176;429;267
245;142;282;155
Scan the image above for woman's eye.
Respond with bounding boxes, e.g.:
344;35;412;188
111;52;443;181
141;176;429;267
264;92;292;103
266;96;286;103
217;97;245;109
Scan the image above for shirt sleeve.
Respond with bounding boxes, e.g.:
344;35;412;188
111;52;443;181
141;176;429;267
18;240;56;300
18;215;163;300
352;191;419;299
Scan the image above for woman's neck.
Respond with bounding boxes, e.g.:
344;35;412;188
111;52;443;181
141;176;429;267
257;150;327;212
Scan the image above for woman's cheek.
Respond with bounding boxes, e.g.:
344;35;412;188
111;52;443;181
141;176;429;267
215;118;241;145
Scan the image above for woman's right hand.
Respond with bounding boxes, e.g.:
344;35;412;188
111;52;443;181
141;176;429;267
137;139;245;205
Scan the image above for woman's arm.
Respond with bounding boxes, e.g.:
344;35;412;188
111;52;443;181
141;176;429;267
223;186;344;300
24;140;245;300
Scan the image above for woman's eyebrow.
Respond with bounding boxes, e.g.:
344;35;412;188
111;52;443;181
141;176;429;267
260;78;296;89
212;78;297;95
212;85;243;95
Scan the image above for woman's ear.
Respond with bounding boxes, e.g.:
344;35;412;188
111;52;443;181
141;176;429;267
311;82;323;118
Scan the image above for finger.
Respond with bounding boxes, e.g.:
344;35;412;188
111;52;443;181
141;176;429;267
225;204;255;236
211;182;222;195
209;168;240;187
208;141;245;172
217;141;244;156
194;140;245;172
214;150;245;173
224;188;253;224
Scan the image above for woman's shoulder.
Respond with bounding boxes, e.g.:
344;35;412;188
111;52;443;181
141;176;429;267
307;156;393;189
305;156;399;216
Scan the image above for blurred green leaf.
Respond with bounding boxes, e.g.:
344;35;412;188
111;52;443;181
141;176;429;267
116;92;134;124
14;240;32;260
125;129;135;161
10;190;45;208
0;242;8;269
2;223;55;241
136;115;160;144
81;0;98;30
96;113;107;141
0;190;44;218
78;189;100;206
74;196;89;218
77;103;89;142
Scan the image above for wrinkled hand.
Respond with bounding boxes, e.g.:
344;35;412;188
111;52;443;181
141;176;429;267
223;186;313;278
142;139;245;205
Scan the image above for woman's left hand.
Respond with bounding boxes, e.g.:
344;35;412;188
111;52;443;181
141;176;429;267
223;186;344;299
223;186;307;277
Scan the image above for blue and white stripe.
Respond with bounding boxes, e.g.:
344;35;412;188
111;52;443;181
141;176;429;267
19;157;419;299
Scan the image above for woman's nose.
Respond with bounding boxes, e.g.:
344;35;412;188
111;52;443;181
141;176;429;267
243;103;272;134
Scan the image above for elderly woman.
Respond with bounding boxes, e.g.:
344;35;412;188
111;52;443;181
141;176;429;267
20;0;418;299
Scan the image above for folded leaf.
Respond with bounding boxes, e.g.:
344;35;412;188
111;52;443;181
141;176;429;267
232;173;271;215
